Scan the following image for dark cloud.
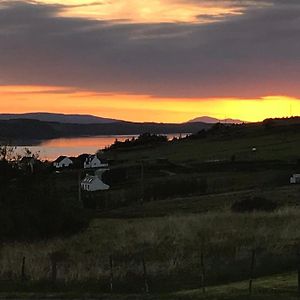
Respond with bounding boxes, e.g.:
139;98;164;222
0;0;300;98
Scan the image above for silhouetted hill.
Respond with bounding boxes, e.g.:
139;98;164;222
0;119;212;141
188;116;246;124
0;113;119;124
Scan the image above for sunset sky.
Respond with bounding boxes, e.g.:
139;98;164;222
1;0;300;123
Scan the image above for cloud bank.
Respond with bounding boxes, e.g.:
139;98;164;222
0;0;300;98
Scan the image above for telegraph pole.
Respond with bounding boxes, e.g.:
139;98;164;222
78;170;82;204
140;161;144;205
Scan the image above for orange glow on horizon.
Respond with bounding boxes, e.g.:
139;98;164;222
34;0;249;23
1;85;299;123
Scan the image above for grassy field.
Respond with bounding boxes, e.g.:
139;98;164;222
105;130;300;163
2;123;300;297
99;184;300;218
0;270;299;299
94;126;300;215
168;272;299;300
2;208;300;294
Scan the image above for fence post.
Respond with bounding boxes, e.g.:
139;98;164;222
51;260;57;284
297;252;300;296
298;268;300;296
142;256;149;293
200;250;206;293
140;162;144;206
249;249;256;295
21;256;26;281
109;255;114;293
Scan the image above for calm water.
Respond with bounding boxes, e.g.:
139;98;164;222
14;134;187;161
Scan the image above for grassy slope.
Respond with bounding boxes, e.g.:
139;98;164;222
99;185;300;218
168;272;299;300
3;124;300;297
100;126;300;217
107;130;300;163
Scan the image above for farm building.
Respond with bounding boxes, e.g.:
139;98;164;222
81;174;110;192
84;155;108;169
290;174;300;184
53;156;73;169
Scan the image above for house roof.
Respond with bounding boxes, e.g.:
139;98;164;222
85;154;100;162
53;156;68;163
81;175;99;184
81;175;110;190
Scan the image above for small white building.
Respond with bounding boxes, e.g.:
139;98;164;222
290;174;300;184
81;174;110;192
84;155;108;169
53;156;73;169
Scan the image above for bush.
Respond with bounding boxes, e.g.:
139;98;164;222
105;133;168;151
231;196;278;213
0;173;91;242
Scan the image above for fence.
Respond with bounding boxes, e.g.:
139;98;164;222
1;247;299;296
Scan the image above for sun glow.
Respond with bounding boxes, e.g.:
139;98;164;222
1;85;300;123
35;0;247;23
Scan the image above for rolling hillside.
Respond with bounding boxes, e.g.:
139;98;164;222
0;119;212;141
0;112;120;124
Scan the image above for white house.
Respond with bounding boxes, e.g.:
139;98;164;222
84;155;108;169
290;174;300;184
53;156;73;169
81;174;110;192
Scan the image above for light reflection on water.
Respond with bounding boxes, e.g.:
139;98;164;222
14;134;186;161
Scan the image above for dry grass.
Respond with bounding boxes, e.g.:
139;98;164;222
1;208;300;283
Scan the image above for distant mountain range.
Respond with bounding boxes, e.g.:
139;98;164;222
188;116;246;124
0;113;246;125
0;113;119;124
0;113;249;141
0;113;299;142
0;119;212;142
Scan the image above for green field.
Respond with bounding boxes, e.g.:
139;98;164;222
99;184;300;218
2;122;300;298
169;272;300;300
2;208;300;295
105;129;300;163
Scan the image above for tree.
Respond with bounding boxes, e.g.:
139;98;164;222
0;145;17;161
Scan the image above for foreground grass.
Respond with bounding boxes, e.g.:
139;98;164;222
168;272;299;300
2;208;300;286
0;272;298;299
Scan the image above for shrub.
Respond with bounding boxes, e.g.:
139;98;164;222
0;173;91;242
231;196;278;213
105;133;168;151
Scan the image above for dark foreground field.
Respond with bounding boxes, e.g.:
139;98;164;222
1;119;300;298
0;273;299;299
1;208;300;298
